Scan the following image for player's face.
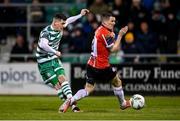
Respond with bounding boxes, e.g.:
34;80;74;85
54;19;66;31
104;17;116;30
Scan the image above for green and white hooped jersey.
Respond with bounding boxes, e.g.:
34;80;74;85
36;25;63;63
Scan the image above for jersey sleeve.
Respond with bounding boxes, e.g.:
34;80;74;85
102;33;114;48
39;38;56;54
64;14;82;27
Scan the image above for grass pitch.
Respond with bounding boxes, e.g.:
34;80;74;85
0;96;180;120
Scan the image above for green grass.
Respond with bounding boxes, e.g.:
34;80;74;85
0;96;180;120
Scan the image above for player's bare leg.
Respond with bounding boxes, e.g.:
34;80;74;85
111;74;131;110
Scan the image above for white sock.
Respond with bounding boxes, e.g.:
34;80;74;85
113;86;126;106
70;89;89;104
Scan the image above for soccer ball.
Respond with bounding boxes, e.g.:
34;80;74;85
130;94;145;110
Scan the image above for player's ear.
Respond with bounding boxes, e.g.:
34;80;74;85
53;19;60;26
54;20;58;26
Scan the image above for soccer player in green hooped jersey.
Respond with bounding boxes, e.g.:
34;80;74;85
36;9;89;113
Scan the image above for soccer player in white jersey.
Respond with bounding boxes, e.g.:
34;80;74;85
36;9;89;113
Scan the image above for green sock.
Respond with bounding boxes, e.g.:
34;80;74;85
61;81;72;99
57;89;66;101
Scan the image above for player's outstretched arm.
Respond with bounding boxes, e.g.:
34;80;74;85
64;9;89;27
110;26;128;52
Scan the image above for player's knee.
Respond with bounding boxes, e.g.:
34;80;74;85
58;75;66;84
54;82;61;90
111;74;122;87
85;83;95;94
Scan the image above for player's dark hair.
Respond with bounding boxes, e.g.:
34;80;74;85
101;12;113;21
54;13;67;21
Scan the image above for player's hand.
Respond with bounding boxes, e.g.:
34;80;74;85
55;51;61;57
80;9;89;16
119;26;128;36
